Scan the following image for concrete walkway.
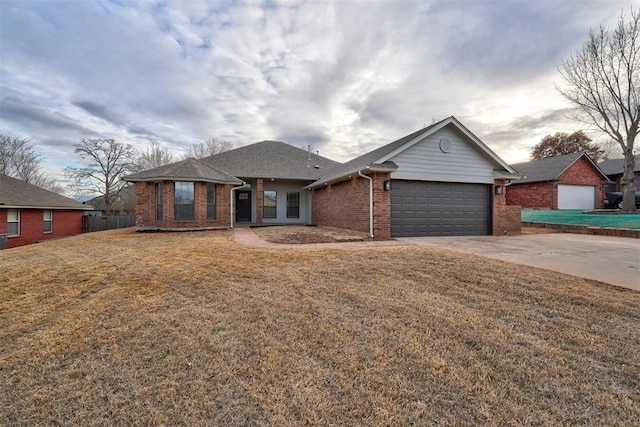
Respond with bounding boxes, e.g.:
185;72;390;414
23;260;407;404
234;228;640;292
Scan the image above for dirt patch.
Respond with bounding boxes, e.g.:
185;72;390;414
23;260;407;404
251;225;369;244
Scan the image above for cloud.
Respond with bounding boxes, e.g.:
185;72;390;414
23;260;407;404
0;0;634;181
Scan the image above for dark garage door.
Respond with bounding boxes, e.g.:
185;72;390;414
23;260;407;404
391;180;492;237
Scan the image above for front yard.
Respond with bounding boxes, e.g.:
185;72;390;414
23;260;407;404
1;229;639;425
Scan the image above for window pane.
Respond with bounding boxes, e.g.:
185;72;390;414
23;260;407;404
207;183;216;220
156;183;163;220
44;210;52;233
287;192;300;218
174;182;195;220
8;209;19;236
263;191;277;219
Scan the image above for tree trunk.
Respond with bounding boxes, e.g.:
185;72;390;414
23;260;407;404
620;148;637;212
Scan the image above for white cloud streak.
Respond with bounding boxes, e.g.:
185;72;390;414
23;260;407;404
0;0;633;182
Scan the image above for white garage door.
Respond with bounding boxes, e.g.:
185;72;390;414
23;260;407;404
558;185;595;209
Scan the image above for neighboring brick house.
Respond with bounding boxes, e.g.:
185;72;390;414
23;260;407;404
125;116;522;237
507;153;609;210
0;174;91;249
599;155;640;192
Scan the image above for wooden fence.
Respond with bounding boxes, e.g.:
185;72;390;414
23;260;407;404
83;215;135;233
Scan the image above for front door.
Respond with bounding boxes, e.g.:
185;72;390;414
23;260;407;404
235;190;251;222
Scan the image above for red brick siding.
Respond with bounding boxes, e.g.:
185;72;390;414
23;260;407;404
0;209;6;235
506;157;605;209
3;208;83;249
493;179;521;235
135;181;233;229
506;181;554;208
312;172;391;239
256;178;263;225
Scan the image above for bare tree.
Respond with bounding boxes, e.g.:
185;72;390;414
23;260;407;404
0;133;63;193
599;138;625;160
182;138;232;159
531;130;605;162
136;140;174;171
557;8;639;211
65;138;137;214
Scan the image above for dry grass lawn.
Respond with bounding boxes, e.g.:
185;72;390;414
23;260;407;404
1;228;639;425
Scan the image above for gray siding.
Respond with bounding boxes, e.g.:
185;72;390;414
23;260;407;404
262;180;311;224
389;126;496;184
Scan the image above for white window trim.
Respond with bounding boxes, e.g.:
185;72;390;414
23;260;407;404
44;209;53;234
8;209;20;237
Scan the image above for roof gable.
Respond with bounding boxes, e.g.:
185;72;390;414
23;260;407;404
307;116;517;188
0;174;88;210
123;158;242;184
201;140;341;180
510;153;608;185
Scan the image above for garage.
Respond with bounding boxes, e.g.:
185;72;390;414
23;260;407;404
557;184;595;209
390;180;492;237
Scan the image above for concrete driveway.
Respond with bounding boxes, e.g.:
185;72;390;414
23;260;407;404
397;234;640;292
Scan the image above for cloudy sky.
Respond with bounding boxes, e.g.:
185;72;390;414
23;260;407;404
0;0;635;185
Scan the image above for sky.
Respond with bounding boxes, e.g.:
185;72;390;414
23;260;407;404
0;0;636;189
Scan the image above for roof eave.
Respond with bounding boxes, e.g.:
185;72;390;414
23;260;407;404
494;170;523;180
0;204;92;210
305;162;398;190
123;176;243;185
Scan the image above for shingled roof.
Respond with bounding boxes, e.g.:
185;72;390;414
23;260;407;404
598;155;640;175
123;158;242;184
0;174;88;210
200;140;341;180
510;153;608;185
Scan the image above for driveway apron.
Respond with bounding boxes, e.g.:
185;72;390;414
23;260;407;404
398;234;640;292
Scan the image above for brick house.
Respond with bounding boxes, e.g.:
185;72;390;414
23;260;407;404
599;155;640;192
0;174;91;249
507;153;609;210
125;116;522;237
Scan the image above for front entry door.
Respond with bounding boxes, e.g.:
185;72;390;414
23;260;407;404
235;190;251;222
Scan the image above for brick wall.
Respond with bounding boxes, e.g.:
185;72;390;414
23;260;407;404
256;178;263;225
312;172;391;238
506;157;605;209
3;208;83;249
0;209;6;235
493;179;521;235
506;181;554;208
135;181;233;230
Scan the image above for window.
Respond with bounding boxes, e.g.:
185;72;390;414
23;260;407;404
43;210;53;233
263;190;277;219
287;192;300;218
8;209;19;236
207;183;216;220
174;182;195;220
155;183;163;220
